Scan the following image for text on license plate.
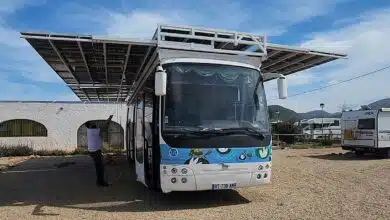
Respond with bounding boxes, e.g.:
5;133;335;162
212;183;237;190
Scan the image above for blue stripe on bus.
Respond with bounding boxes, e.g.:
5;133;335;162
160;144;272;165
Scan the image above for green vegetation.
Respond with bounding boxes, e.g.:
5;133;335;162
0;164;9;171
271;121;301;144
271;120;339;149
0;145;34;157
0;144;125;157
289;143;335;149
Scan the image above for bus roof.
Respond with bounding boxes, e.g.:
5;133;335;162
20;24;347;102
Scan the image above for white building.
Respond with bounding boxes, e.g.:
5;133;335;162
0;101;128;151
296;117;341;139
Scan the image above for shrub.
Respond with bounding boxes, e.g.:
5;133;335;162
319;138;333;146
0;144;124;157
72;147;89;155
34;149;68;156
289;144;311;149
102;146;125;154
0;145;34;157
272;122;301;144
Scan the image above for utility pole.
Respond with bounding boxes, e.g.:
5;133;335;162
276;109;280;148
320;103;325;139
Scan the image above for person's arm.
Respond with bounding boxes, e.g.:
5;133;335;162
99;115;113;138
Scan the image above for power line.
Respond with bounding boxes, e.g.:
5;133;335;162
267;63;390;101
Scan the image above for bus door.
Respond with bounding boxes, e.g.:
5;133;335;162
135;97;146;186
126;106;135;163
143;93;158;189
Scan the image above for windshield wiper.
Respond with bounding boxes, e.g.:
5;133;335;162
165;127;265;140
201;127;265;140
164;128;218;139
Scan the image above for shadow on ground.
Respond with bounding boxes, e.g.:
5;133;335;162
307;152;387;161
0;155;250;215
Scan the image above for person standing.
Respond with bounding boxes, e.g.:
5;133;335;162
86;115;113;187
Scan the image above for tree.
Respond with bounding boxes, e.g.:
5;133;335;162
272;121;301;144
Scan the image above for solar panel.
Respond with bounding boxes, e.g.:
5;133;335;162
20;24;346;102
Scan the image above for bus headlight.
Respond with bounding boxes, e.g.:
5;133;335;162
181;168;188;174
258;165;263;170
181;177;187;183
171;168;177;174
264;173;268;178
171;177;177;183
257;174;262;179
265;164;270;169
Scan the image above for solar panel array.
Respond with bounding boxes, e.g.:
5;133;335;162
21;24;346;102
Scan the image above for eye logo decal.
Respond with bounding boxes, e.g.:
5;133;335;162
255;147;269;159
169;148;179;157
216;148;231;154
239;153;247;160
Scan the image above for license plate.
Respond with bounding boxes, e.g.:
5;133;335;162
212;183;237;190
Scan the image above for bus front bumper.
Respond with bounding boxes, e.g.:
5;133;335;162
160;163;271;193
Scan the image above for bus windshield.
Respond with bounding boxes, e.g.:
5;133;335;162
163;62;270;134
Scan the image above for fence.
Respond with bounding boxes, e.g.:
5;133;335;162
272;128;342;147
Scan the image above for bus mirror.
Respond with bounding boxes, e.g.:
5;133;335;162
155;66;167;96
277;75;287;99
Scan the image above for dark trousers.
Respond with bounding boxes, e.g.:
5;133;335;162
88;149;105;184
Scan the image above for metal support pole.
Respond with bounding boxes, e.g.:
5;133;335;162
322;112;324;139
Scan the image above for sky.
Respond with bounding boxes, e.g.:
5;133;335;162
0;0;390;113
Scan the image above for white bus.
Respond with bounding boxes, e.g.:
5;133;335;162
124;25;346;193
341;108;390;157
21;24;346;193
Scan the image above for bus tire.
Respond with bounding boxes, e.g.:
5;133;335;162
384;149;390;159
355;151;364;156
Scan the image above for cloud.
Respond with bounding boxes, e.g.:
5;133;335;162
0;0;63;85
0;25;62;83
105;11;186;39
53;93;80;102
267;7;390;113
58;0;250;39
0;77;71;101
0;0;358;102
247;0;350;36
0;0;44;14
59;0;348;38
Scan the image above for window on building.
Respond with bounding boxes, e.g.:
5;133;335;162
0;119;48;137
331;120;340;126
358;118;375;130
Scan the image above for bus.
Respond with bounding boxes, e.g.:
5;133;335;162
20;24;346;193
127;59;277;193
124;25;346;193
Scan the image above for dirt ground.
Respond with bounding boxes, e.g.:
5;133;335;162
0;148;389;220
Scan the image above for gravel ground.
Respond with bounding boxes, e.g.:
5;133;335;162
0;148;389;220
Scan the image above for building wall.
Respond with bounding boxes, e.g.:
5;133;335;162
0;102;130;151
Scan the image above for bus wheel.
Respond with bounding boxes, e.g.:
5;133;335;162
355;151;364;156
384;149;390;159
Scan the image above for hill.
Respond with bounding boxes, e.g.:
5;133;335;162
299;110;342;119
268;98;390;123
368;98;390;109
268;105;300;122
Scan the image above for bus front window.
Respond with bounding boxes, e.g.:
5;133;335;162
163;62;269;134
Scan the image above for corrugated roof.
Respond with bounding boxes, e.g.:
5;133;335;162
20;24;346;102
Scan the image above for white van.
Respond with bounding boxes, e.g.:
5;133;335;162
341;108;390;157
